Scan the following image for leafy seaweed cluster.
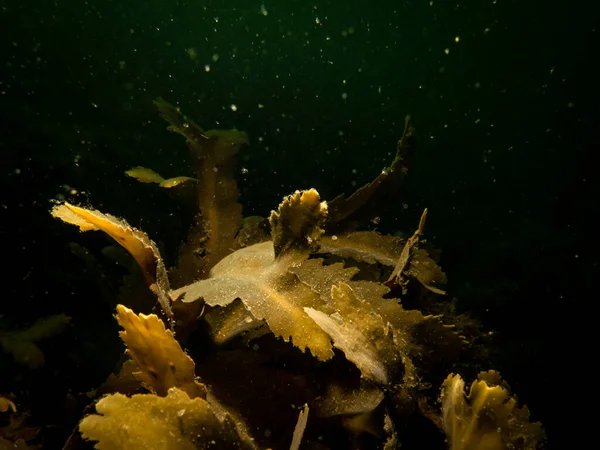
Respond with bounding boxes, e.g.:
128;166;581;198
38;99;544;449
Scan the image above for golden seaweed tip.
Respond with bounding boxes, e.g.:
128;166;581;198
269;188;328;258
51;202;98;232
125;166;165;184
0;396;17;413
115;304;203;398
441;371;544;450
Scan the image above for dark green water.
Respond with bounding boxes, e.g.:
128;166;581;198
1;1;597;449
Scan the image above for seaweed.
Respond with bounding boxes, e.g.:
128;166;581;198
153;97;249;287
50;203;173;321
440;372;544;450
326;115;414;228
0;314;71;369
125;166;197;188
47;99;544;450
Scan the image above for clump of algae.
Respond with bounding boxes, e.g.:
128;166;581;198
47;100;544;450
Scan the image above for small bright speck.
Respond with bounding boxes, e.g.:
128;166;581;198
230;104;238;111
455;36;460;43
444;48;450;55
341;92;348;99
204;64;211;72
212;53;219;62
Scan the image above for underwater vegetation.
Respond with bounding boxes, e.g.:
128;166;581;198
2;99;544;449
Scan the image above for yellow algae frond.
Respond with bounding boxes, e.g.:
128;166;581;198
0;397;16;413
440;371;544;450
305;282;401;385
172;241;334;361
158;176;197;188
387;208;428;284
269;188;328;260
125;166;197;188
124;166;165;184
51;203;158;285
79;388;254;450
172;189;335;360
115;304;205;399
51;202;172;319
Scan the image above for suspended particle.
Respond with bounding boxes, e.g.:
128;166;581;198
187;47;198;60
